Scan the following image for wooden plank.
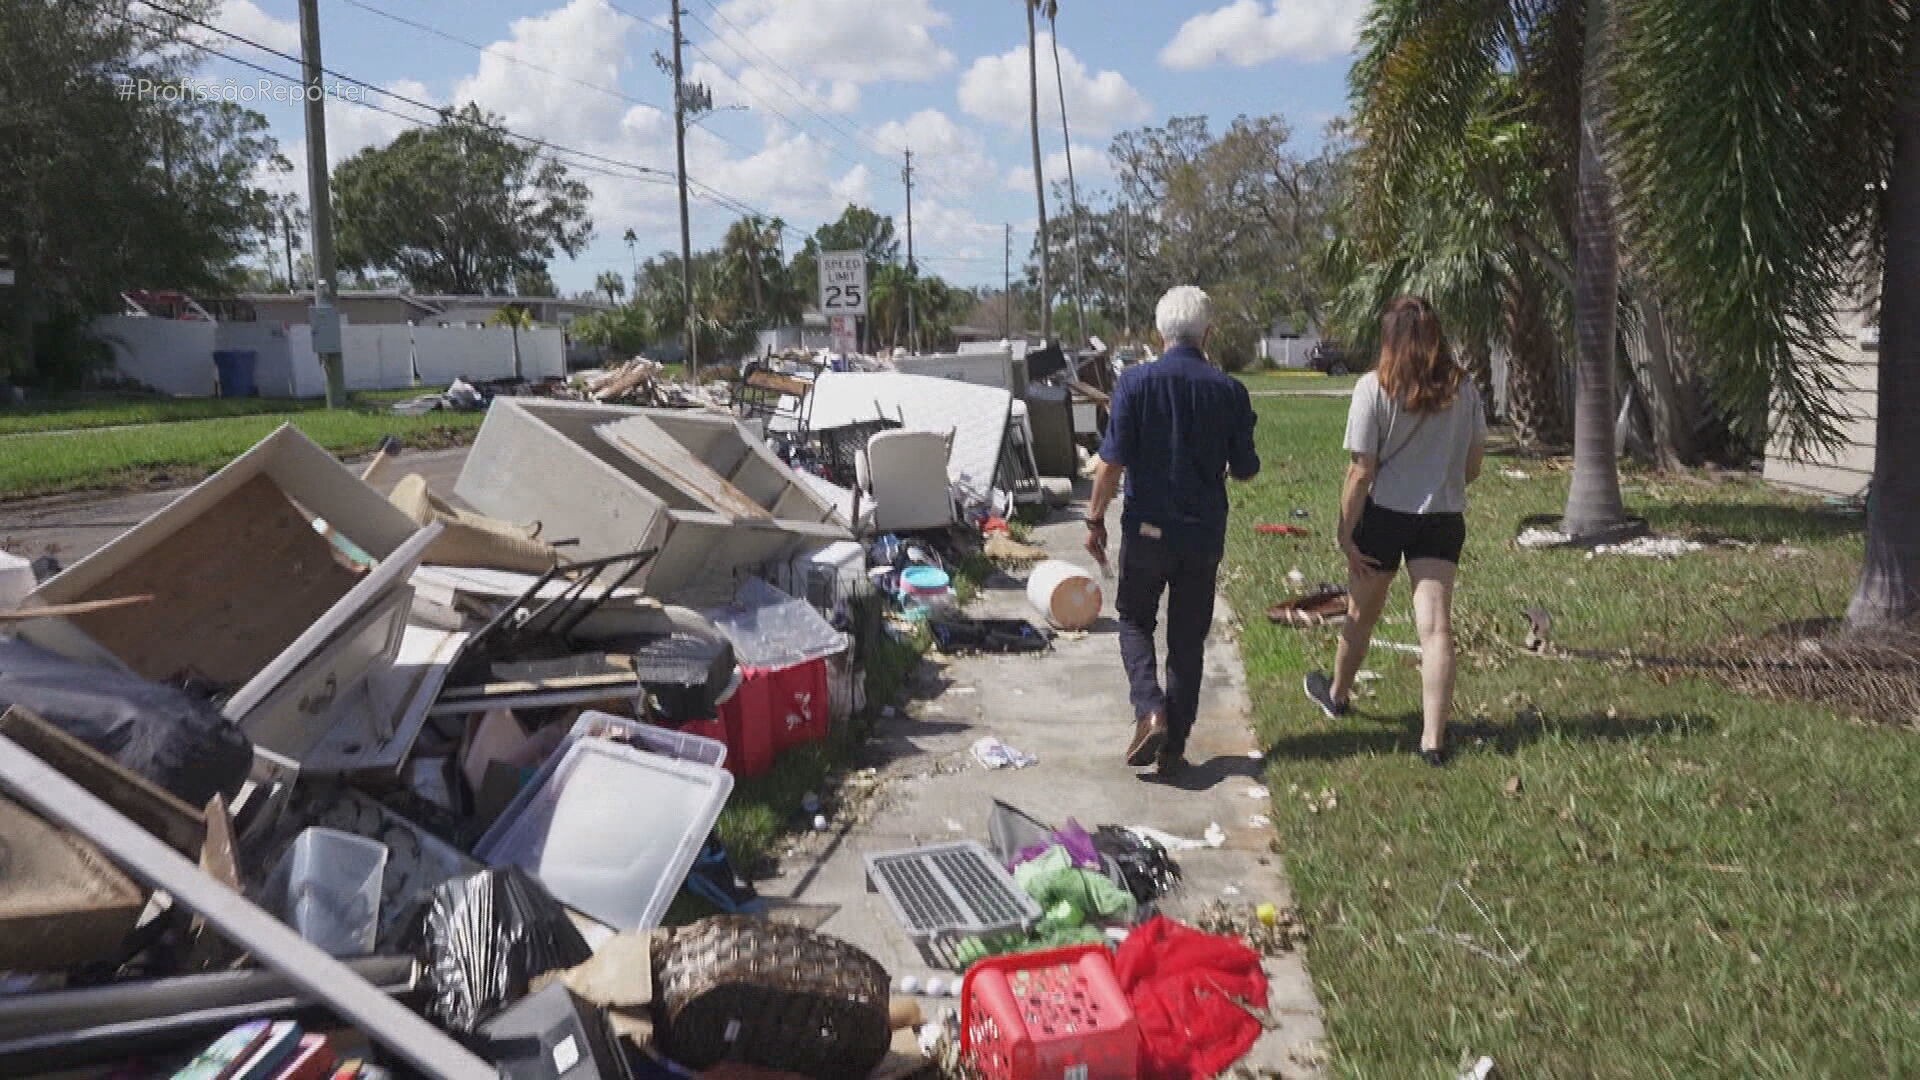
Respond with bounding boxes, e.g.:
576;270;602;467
62;473;362;688
599;417;773;521
185;794;244;972
0;734;496;1080
0;595;154;622
0;707;204;856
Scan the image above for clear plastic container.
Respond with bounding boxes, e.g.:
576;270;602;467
704;576;849;670
478;739;733;931
271;827;387;957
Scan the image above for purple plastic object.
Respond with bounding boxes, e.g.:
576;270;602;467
1011;819;1103;872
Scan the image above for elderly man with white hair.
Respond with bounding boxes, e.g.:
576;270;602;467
1086;286;1260;776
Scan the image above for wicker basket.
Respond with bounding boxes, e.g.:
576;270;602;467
654;916;892;1077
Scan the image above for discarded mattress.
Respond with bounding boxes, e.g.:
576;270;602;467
798;372;1018;499
18;425;441;747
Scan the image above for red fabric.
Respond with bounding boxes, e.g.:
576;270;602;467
1255;523;1310;537
1112;917;1269;1080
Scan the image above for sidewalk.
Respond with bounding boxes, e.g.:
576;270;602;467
761;502;1328;1076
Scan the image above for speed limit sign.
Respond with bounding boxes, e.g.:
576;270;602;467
819;251;868;317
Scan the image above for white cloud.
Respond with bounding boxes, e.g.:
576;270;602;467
451;0;641;152
211;0;299;55
1160;0;1367;69
1004;144;1115;195
706;0;955;86
870;110;996;191
958;33;1150;137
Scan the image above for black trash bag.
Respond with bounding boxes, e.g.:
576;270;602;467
0;636;252;806
929;616;1051;655
419;866;594;1035
1094;825;1182;904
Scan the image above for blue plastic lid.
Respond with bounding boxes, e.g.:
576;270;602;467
901;565;951;592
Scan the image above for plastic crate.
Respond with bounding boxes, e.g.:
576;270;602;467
716;659;830;776
961;945;1139;1080
573;710;728;768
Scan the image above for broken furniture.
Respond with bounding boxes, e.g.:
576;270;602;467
17;425;442;776
800;372;1041;507
387;472;562;574
731;362;816;437
475;735;733;931
893;349;1023;392
0;791;146;972
865;841;1044;969
857;429;958;533
456;399;849;601
0;734;498;1079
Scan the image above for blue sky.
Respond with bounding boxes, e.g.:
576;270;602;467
194;0;1366;294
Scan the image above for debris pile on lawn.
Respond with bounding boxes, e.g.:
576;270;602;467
0;338;1291;1079
1588;535;1704;559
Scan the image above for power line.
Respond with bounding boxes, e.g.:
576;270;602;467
121;0;783;222
335;0;664;112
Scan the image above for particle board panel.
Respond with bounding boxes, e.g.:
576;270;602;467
0;793;145;972
58;473;361;689
0;707;205;857
596;415;774;522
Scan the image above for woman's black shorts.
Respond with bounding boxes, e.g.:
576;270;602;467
1353;499;1466;571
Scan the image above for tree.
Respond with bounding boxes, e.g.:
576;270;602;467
513;265;557;298
333;104;592;294
2;0;287;383
488;303;535;379
1026;0;1053;339
572;303;654;357
1606;0;1915;625
594;271;626;305
622;227;639;284
1347;0;1635;536
807;205;899;266
721;215;784;325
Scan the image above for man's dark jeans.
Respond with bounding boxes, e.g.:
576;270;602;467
1115;531;1220;758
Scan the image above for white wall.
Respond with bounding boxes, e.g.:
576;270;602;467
97;317;564;397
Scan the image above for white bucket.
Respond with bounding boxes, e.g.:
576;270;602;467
1026;559;1103;630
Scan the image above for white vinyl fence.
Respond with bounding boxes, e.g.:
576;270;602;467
93;315;565;398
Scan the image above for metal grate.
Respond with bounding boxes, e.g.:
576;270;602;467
866;842;1040;949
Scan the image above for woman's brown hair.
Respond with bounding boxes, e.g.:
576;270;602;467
1375;296;1462;414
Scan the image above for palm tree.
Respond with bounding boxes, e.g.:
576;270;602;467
1351;0;1629;537
622;227;639;289
1607;0;1915;625
594;271;625;306
721;215;781;325
487;304;536;380
1026;0;1052;339
1046;1;1088;345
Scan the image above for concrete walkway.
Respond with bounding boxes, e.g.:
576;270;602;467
761;504;1327;1076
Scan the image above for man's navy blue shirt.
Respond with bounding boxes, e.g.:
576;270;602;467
1097;344;1260;557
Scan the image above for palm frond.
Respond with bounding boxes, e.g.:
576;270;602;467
1609;0;1913;456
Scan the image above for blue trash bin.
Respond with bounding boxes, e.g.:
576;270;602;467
212;349;259;398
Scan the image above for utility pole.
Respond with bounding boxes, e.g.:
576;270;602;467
298;0;346;408
1003;223;1012;340
669;1;696;374
1121;202;1133;343
281;211;295;291
903;148;918;355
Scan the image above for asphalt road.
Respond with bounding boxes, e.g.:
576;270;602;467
0;446;470;567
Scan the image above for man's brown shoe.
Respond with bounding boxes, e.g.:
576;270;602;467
1126;712;1168;767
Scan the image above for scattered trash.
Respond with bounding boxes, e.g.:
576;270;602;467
1286;567;1307;587
1356;669;1383;683
1248;814;1271;828
971;736;1038;770
1268;585;1348;626
1027;559;1103;631
1522;605;1554;652
1460;1054;1497;1080
1503;775;1524;798
1499;468;1530;480
1516;527;1571;549
1413;880;1531;968
1590;535;1705;559
1195;900;1308;956
1254;523;1309;537
1244;785;1270;799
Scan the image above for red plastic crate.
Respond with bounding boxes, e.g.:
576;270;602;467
961;945;1139;1080
715;659;830;777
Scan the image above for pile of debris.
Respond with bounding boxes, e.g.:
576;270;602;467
0;338;1289;1079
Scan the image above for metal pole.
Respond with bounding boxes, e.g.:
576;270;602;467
281;212;294;290
670;1;697;374
1122;202;1133;344
903;148;917;355
1003;223;1012;340
298;0;346;408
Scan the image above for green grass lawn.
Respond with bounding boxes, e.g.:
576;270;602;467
1225;397;1919;1077
0;405;481;498
0;388;438;437
1236;369;1362;394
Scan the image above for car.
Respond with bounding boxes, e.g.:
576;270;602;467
1307;340;1357;375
